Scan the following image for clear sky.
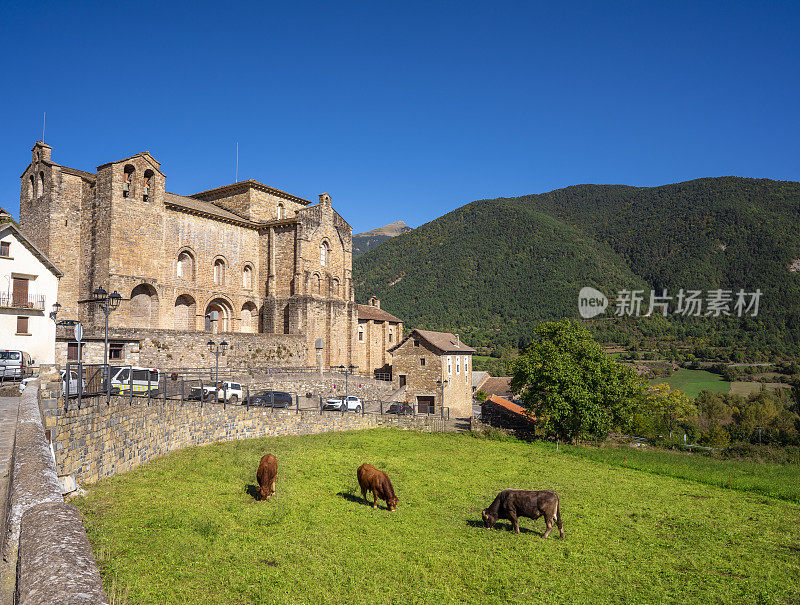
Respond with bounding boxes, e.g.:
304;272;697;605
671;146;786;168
1;1;798;233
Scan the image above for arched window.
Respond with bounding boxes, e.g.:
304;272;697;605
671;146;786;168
313;273;321;295
123;164;135;198
332;278;340;298
38;172;45;197
29;175;36;199
388;328;394;344
243;265;253;289
320;240;329;266
278;203;285;219
143;169;154;202
214;259;226;285
176;251;195;281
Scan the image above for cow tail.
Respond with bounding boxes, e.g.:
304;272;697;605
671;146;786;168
556;496;562;528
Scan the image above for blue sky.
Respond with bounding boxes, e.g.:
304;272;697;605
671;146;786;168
1;1;798;233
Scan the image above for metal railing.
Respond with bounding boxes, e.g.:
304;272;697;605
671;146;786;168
0;291;46;310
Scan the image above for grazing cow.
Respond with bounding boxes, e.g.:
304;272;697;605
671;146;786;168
482;489;564;538
256;454;278;501
357;463;399;511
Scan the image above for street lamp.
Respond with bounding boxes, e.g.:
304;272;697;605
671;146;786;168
208;340;228;387
49;301;61;322
337;364;357;398
436;378;449;417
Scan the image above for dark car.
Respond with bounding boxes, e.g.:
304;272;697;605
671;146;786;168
386;402;414;416
248;390;293;408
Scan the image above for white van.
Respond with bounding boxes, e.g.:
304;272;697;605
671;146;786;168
110;367;160;394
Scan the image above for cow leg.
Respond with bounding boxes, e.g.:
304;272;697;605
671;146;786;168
542;515;554;539
509;511;519;534
372;489;379;509
270;478;276;496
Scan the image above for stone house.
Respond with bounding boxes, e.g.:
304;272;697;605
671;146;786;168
18;142;357;369
356;297;403;378
0;219;62;365
389;329;474;418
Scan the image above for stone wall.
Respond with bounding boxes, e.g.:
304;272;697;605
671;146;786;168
56;327;306;369
246;371;398;402
4;382;108;604
39;374;433;485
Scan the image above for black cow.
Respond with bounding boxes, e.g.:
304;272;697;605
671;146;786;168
482;489;564;538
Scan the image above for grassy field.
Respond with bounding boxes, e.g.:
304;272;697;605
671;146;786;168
560;442;800;503
649;368;730;398
76;430;800;604
729;381;790;396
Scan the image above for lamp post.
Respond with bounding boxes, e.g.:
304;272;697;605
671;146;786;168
337;364;357;398
436;378;449;417
207;340;228;388
49;301;61;322
88;287;122;374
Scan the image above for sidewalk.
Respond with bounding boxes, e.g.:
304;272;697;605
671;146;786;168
0;396;20;605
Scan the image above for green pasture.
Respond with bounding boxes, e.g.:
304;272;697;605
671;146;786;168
648;368;730;398
76;430;800;604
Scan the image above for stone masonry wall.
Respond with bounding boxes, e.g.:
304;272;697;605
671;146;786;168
39;376;438;485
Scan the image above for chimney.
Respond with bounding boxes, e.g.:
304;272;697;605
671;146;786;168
455;334;460;345
369;297;380;309
319;193;332;207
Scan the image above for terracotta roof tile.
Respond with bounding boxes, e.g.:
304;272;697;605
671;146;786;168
357;304;402;323
485;394;535;422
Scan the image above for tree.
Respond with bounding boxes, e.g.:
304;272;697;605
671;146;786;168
511;320;646;443
644;383;697;438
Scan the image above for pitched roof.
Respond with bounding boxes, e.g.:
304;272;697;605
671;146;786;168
485;394;535;422
480;377;514;398
164;192;261;227
390;328;475;354
357;304;402;323
472;370;489;390
191;179;310;206
0;222;63;278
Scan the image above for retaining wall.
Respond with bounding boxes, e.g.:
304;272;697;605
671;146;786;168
39;373;437;485
3;383;108;604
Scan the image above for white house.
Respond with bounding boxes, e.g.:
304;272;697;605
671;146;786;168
0;218;62;366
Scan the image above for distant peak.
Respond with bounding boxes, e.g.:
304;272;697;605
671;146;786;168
356;220;412;237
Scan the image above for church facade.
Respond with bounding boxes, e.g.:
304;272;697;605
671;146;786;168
18;142;358;369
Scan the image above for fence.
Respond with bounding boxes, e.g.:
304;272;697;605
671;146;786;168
59;362;448;420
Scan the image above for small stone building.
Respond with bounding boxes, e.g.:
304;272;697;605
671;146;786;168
18;142;357;369
389;329;474;418
356;297;402;378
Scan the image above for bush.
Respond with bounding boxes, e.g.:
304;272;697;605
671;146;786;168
717;443;800;464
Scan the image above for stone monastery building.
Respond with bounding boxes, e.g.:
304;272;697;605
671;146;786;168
17;141;381;370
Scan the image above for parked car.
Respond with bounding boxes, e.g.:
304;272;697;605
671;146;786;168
0;350;34;380
110;367;161;395
189;381;244;403
247;390;293;408
323;395;362;413
386;402;414;416
61;369;86;396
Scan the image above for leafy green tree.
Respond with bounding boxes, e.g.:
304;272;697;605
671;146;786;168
475;390;488;403
644;384;697;438
511;320;646;443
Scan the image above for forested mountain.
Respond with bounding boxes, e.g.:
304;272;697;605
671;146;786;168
353;177;800;359
353;221;412;258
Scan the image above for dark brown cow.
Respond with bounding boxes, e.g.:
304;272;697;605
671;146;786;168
256;454;278;500
357;463;399;511
482;489;564;538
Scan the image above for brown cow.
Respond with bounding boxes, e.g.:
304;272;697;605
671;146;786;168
357;463;399;511
482;489;564;538
256;454;278;500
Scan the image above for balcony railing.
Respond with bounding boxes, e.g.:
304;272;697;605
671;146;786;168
0;291;46;311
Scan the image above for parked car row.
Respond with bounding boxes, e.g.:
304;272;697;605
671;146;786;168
0;350;34;380
323;395;362;413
